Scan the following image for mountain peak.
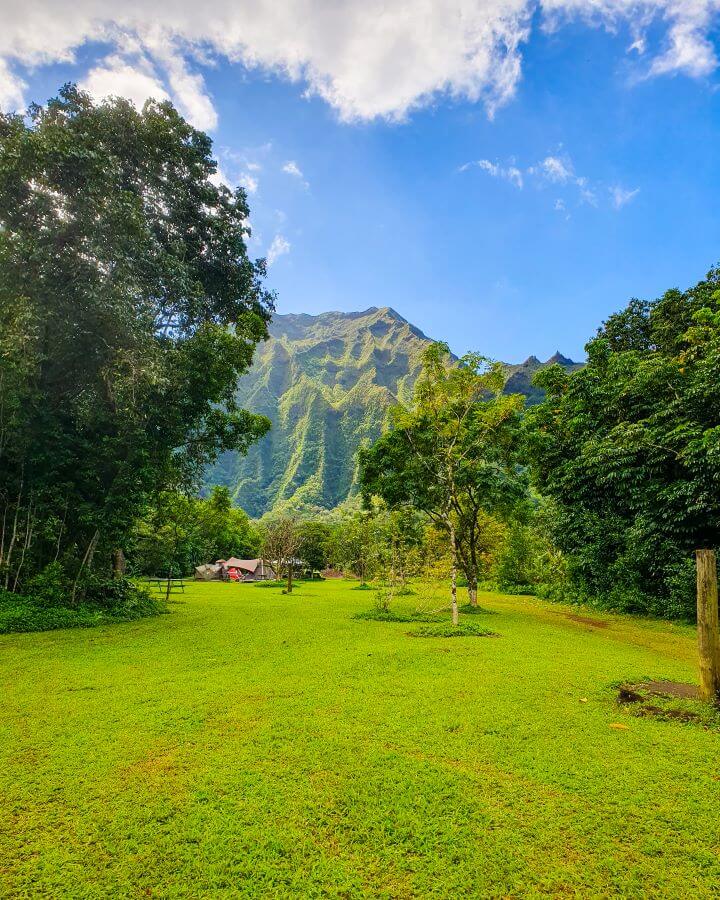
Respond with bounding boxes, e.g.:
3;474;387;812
547;351;574;365
210;308;582;516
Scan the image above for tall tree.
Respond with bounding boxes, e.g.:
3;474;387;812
359;343;526;624
525;267;720;618
0;85;272;601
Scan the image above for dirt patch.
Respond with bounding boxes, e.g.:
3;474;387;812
617;681;705;725
635;705;701;723
566;613;610;629
643;680;700;700
619;680;699;702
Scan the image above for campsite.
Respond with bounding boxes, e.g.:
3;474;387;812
2;8;720;896
195;559;276;583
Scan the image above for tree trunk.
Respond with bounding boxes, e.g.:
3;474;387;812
449;520;459;626
112;548;126;578
696;549;720;702
468;581;478;607
287;562;293;594
70;529;99;606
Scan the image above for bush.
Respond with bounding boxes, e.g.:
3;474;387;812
353;609;443;623
24;562;69;607
0;577;164;634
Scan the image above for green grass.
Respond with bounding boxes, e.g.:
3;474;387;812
1;580;719;897
407;621;497;637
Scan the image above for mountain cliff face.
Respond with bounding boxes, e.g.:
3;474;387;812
205;307;579;517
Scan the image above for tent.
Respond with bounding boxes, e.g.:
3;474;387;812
194;563;222;581
217;558;276;581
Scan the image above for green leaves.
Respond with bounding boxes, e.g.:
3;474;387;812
0;85;272;597
359;342;528;589
525;267;720;618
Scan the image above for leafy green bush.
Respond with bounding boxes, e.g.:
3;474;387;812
24;562;69;607
0;577;164;634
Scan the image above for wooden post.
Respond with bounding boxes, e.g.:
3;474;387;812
696;549;720;702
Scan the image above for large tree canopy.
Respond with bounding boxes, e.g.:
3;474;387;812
0;85;272;600
526;267;720;618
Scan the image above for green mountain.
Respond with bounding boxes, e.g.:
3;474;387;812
503;351;584;405
205;307;579;517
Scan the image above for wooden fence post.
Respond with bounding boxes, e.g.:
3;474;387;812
696;549;720;702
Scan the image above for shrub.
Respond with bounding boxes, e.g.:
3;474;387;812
0;576;164;634
24;562;69;607
353;609;443;623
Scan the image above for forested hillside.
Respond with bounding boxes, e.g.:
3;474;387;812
206;307;577;515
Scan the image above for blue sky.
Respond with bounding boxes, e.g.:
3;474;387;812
2;2;719;361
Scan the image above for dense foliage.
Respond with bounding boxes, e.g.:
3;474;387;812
0;85;272;616
131;487;260;577
526;267;720;618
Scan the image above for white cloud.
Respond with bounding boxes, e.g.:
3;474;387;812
0;1;718;126
267;234;291;265
649;13;718;77
468;149;633;209
238;172;259;194
0;59;26;111
536;155;573;183
209;165;258;194
282;160;308;186
80;57;169;109
531;153;598;203
282;160;309;188
463;158;524;187
210;147;263;193
610;185;640;208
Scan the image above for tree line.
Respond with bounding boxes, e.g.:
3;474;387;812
2;84;718;628
359;267;720;622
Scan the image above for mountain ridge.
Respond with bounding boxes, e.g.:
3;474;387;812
205;307;580;516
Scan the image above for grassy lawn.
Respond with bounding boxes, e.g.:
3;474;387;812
1;581;719;898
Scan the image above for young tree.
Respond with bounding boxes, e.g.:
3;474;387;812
0;85;272;603
262;517;302;593
330;510;382;585
359;343;526;624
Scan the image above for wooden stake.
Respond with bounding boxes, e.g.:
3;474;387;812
696;549;720;702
